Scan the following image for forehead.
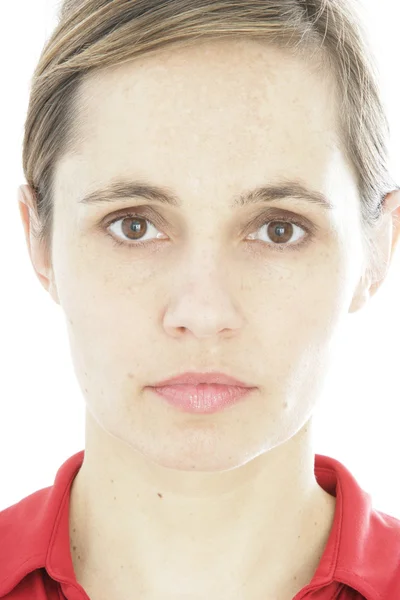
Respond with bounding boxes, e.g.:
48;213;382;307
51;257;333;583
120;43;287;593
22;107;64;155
78;40;337;136
58;39;355;207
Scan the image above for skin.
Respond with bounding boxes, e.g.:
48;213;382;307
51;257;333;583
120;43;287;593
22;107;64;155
18;39;400;599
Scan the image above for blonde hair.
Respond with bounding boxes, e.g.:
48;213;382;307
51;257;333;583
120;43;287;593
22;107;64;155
22;0;399;283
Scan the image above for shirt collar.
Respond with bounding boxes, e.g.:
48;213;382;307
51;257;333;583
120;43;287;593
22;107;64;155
1;451;400;599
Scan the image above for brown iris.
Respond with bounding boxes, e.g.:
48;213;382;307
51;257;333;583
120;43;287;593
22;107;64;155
265;221;294;244
121;217;148;240
120;216;295;244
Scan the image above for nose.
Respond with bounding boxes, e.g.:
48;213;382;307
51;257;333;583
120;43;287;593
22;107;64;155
162;263;244;339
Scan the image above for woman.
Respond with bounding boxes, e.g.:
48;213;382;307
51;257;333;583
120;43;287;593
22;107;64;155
2;0;400;598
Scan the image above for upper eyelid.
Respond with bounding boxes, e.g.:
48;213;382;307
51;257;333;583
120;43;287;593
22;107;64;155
103;204;316;224
104;205;174;234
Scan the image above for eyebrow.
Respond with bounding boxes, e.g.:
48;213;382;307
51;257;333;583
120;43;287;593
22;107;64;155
78;177;334;210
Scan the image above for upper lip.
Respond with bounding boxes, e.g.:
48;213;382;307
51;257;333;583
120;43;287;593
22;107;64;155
151;371;256;388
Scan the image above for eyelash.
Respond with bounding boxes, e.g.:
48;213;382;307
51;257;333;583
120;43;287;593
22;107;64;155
104;209;315;253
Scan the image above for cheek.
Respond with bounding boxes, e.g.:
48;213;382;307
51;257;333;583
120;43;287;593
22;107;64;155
60;237;351;365
63;252;347;347
246;259;346;372
61;265;158;392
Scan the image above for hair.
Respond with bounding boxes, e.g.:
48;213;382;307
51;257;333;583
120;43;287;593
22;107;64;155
22;0;399;284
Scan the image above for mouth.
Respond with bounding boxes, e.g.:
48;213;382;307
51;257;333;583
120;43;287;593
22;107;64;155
148;382;256;414
151;371;256;388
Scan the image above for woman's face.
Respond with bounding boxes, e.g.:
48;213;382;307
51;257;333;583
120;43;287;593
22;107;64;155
49;39;367;471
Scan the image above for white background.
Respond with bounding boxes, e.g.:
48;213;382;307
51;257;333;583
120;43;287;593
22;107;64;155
0;0;399;516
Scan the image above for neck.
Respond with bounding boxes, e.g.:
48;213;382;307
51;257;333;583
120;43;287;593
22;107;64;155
68;413;336;599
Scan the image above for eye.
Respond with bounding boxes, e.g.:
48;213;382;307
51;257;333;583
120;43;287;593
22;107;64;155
104;211;314;252
106;213;167;248
247;219;308;250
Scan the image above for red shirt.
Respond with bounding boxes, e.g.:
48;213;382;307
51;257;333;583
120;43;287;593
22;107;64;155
0;451;399;599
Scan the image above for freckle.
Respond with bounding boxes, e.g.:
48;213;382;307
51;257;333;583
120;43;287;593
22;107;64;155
84;388;88;393
78;555;81;560
73;528;76;533
111;479;114;483
114;496;116;500
72;545;77;551
158;493;163;498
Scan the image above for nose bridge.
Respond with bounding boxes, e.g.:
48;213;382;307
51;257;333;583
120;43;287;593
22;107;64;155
162;239;244;337
179;233;231;288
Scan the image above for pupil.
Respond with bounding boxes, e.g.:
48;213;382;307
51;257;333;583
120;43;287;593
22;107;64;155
131;221;141;232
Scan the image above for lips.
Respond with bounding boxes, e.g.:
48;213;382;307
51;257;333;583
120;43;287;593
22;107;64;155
151;371;255;388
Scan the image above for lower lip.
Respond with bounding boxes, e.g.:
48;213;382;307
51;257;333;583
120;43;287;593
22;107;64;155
149;384;255;414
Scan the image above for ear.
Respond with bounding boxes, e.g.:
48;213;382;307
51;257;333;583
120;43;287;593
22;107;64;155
17;184;60;305
349;189;400;314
